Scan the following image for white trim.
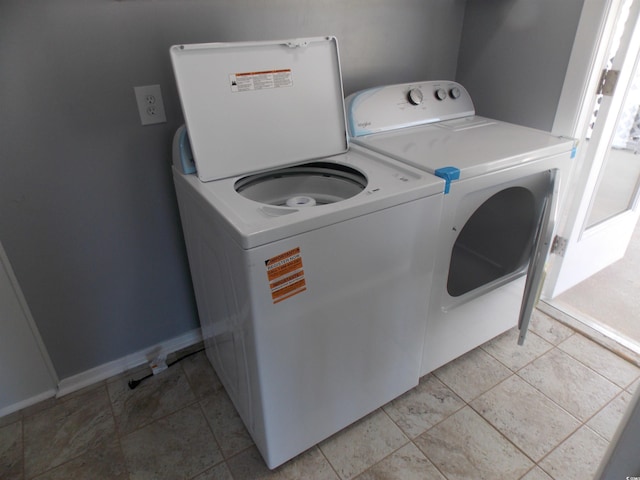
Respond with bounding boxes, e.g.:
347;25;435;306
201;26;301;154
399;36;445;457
544;0;638;298
538;301;640;365
542;300;640;353
0;242;59;387
56;327;202;398
0;389;58;419
552;0;620;138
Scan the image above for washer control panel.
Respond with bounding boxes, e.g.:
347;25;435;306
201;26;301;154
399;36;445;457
346;80;475;137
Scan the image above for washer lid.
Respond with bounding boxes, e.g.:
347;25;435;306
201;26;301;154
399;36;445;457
170;37;348;182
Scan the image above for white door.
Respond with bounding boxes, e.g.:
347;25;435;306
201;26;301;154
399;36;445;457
544;0;640;297
0;242;57;417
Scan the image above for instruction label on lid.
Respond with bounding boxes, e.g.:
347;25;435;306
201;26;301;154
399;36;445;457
230;69;293;92
265;247;307;304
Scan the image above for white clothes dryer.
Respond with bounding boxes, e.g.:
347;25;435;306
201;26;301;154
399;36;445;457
170;38;444;469
346;81;576;376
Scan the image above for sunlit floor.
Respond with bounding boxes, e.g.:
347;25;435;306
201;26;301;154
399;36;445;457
549;218;640;357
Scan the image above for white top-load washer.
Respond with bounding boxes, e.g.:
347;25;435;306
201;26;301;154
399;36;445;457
169;38;444;469
346;81;576;375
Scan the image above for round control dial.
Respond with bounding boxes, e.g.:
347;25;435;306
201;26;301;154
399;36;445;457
435;88;447;101
449;87;461;99
407;88;424;105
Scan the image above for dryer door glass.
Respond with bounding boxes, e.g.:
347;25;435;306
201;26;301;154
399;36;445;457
447;187;539;297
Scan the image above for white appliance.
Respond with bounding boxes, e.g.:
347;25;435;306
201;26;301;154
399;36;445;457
346;81;576;375
169;38;444;469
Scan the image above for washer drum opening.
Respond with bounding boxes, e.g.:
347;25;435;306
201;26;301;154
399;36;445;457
234;162;367;207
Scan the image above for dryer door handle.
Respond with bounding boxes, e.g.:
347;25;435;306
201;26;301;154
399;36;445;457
517;169;558;345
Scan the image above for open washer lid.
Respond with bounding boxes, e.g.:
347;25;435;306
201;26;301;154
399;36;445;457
170;37;348;182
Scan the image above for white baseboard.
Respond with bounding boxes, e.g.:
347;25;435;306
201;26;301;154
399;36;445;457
0;389;58;419
56;328;202;398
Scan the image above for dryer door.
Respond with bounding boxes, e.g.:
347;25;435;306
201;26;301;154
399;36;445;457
518;170;558;344
443;169;557;319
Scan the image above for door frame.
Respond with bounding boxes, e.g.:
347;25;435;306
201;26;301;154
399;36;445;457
544;0;640;297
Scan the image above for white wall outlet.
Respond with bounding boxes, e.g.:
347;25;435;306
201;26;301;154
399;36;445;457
134;84;167;125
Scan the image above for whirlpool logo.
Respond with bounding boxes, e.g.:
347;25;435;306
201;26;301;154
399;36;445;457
357;121;372;128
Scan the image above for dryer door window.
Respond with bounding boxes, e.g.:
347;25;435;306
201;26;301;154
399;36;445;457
447;186;538;297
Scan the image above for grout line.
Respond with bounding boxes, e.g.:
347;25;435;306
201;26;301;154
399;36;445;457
106;382;131;480
316;442;342;480
513;345;583;420
21;386;114;480
419;443;449;480
465;400;538;473
555;337;630;390
21;415;25;480
464;373;552;467
194;391;225;463
480;328;555;375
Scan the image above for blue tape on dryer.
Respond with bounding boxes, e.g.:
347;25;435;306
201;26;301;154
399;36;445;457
172;125;197;175
434;166;460;194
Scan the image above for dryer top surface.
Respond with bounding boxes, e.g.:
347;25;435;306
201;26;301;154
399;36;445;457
352;116;575;179
346;80;575;180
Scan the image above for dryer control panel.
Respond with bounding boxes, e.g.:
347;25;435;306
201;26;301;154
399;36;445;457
346;80;475;137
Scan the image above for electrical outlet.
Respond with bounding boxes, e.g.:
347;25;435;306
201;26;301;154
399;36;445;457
134;84;167;125
149;354;168;375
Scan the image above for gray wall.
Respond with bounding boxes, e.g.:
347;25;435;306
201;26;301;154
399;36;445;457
0;0;465;379
457;0;584;131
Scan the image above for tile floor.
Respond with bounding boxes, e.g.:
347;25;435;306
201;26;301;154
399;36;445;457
2;309;640;480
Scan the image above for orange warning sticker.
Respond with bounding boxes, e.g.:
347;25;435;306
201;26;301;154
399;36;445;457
265;247;307;303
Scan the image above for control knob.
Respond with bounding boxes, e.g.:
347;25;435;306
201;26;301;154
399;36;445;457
435;88;447;101
449;87;461;99
407;88;424;105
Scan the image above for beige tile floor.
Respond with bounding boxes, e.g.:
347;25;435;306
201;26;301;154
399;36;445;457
2;310;640;480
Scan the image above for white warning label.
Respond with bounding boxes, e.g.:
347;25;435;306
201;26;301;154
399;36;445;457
230;69;293;92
